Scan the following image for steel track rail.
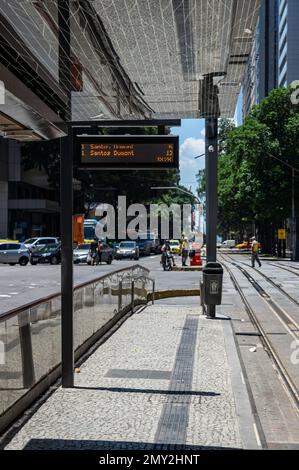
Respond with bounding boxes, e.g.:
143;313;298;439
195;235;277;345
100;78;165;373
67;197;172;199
219;255;299;408
223;253;299;311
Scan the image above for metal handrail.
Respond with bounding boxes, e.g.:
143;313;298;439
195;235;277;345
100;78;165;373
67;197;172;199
0;263;150;322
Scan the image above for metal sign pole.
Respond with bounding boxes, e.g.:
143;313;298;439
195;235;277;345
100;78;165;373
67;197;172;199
60;132;74;388
205;117;218;318
291;168;297;261
59;0;74;387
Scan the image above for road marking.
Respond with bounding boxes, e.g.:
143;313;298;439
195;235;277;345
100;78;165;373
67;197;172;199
28;286;36;289
253;422;262;447
0;294;11;298
240;371;245;385
8;292;19;295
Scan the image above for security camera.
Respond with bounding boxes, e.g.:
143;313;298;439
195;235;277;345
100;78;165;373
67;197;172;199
208;145;214;153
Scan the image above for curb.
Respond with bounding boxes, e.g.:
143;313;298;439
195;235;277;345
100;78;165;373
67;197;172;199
148;288;200;301
172;266;202;271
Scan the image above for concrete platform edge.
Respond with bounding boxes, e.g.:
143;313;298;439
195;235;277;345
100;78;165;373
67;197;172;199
222;318;262;450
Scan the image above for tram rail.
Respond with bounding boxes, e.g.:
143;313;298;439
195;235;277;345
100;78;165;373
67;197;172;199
218;253;299;408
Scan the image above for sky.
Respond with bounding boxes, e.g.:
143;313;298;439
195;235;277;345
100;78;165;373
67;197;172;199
171;89;243;196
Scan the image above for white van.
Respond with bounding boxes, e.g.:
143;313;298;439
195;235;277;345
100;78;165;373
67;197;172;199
221;240;236;248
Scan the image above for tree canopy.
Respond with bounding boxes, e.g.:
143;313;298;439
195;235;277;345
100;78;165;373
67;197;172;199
197;87;299;252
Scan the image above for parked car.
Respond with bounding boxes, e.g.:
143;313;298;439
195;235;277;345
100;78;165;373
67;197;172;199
169;239;181;255
30;244;61;265
73;243;90;264
136;238;152;256
0;242;29;266
115;241;139;260
24;237;59;253
138;231;160;253
86;242;114;265
221;240;236;248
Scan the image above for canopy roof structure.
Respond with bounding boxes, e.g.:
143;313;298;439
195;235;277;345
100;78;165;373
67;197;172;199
0;0;260;140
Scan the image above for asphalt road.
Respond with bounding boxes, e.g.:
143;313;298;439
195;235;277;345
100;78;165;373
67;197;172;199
0;253;201;314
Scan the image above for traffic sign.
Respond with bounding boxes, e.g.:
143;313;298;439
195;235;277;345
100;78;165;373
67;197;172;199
278;229;286;240
75;135;179;170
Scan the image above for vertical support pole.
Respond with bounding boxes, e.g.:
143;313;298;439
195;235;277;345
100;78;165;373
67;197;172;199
131;280;135;313
291;168;297;261
58;0;73;387
118;280;122;312
60;133;74;388
152;280;155;305
205;117;218;318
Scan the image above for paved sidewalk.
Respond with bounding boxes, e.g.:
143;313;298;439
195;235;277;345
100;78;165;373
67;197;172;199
5;303;259;450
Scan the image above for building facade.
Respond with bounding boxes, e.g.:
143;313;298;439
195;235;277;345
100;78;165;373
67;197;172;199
278;0;299;87
243;0;299;117
0;138;60;241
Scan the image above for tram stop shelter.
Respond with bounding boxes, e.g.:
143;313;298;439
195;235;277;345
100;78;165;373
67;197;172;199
0;0;261;387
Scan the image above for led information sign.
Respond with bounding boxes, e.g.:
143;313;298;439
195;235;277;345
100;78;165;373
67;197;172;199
75;135;179;169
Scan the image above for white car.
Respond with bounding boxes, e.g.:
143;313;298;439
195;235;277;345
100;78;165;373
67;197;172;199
23;237;59;253
221;240;236;249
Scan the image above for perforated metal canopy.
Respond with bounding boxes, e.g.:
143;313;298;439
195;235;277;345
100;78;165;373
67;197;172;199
0;0;260;140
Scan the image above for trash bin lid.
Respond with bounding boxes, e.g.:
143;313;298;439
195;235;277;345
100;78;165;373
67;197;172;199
203;262;223;274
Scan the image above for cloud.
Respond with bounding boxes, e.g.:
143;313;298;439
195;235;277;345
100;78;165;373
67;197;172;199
179;137;205;170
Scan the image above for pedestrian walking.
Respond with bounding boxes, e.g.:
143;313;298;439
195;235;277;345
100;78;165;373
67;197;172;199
181;237;189;266
97;240;103;265
90;237;98;266
251;236;261;267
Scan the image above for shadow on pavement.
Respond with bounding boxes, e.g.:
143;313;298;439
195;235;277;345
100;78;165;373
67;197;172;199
23;438;240;450
74;386;220;397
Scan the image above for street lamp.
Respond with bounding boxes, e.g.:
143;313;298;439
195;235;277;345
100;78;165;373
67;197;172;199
267;153;298;261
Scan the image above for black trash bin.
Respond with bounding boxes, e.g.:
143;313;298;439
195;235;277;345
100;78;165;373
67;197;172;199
202;262;223;305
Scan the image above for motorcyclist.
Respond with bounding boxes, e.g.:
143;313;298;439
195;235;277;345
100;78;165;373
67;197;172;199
161;240;176;268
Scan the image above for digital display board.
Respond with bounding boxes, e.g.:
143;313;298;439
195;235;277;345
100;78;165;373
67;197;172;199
75;135;179;170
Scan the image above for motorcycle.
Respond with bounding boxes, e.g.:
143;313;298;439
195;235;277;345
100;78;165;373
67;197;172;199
161;250;173;271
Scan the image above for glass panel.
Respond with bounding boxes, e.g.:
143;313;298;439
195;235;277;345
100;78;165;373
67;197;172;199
74;289;84;349
0;313;27;414
30;302;52;382
49;296;61;368
0;266;151;422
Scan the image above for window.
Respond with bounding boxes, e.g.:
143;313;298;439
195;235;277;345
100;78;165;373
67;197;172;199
7;244;20;250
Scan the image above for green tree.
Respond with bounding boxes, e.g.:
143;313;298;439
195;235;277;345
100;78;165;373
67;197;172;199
197;87;299;254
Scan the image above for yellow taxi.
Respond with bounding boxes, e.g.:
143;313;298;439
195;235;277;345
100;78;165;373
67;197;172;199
0;239;19;243
169;239;181;255
236;241;261;250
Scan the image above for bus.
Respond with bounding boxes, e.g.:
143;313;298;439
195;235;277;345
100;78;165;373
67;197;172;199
84;219;98;241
